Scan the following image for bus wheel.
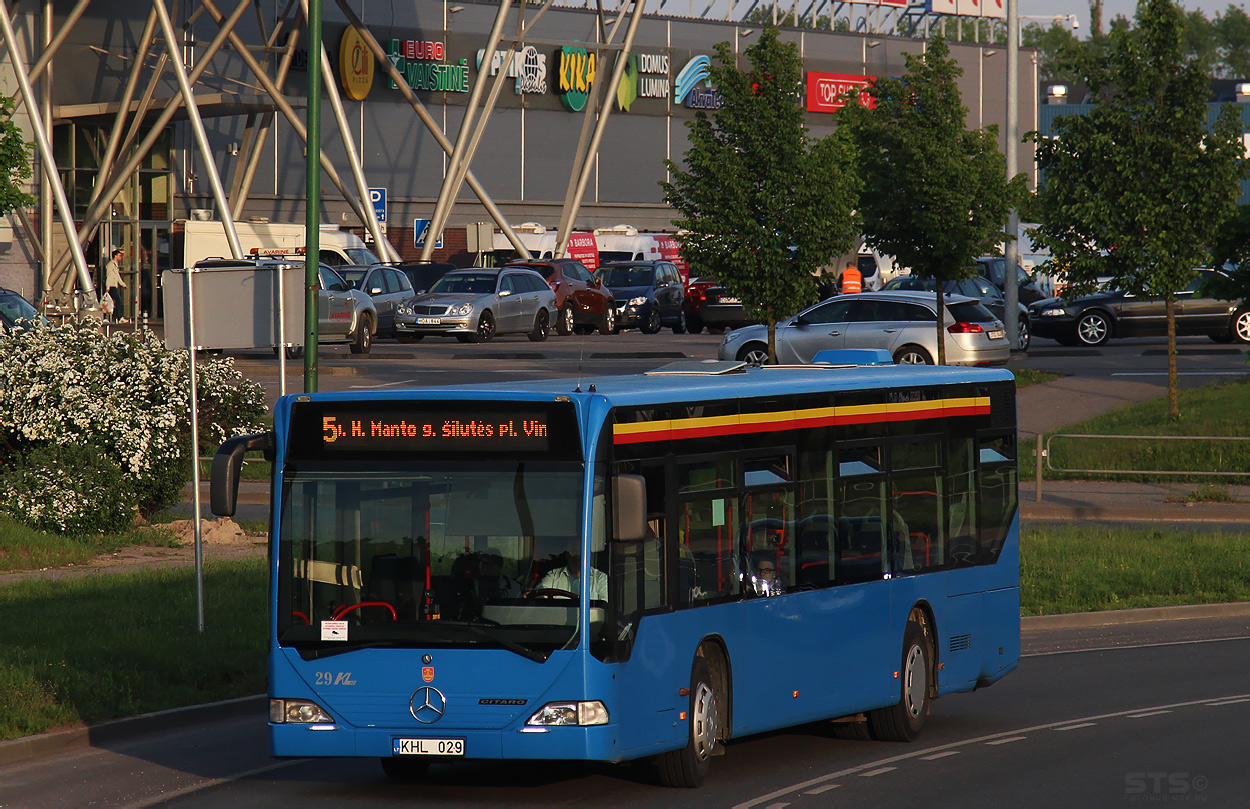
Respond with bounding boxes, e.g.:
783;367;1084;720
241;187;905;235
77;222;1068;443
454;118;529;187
380;756;430;781
657;656;717;788
867;615;931;742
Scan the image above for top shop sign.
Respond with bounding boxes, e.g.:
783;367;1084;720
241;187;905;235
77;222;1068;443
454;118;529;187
806;73;876;113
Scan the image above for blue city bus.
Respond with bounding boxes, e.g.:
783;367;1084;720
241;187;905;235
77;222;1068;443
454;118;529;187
211;355;1020;787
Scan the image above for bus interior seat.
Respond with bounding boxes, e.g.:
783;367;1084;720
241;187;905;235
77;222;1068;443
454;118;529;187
366;553;425;620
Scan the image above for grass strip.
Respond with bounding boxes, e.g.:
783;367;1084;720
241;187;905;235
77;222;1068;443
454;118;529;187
1029;377;1250;483
1021;524;1250;616
1011;368;1064;389
0;515;179;573
0;561;266;741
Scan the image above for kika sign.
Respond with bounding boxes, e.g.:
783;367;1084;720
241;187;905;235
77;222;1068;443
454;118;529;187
805;72;876;113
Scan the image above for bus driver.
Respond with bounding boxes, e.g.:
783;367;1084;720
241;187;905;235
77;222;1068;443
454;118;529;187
535;539;609;602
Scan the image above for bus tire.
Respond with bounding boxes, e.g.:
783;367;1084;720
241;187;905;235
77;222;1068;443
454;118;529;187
830;717;872;740
657;656;717;788
379;756;429;781
867;616;931;742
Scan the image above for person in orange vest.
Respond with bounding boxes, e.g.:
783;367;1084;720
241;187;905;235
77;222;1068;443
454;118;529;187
839;261;862;294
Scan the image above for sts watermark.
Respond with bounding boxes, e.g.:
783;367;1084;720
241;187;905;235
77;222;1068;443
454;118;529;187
1125;772;1209;802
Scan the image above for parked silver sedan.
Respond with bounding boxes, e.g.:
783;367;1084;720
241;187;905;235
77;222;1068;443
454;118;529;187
394;267;556;343
717;290;1009;366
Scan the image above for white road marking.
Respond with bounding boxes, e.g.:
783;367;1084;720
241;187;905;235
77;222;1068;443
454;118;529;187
732;693;1250;809
1023;635;1250;658
1053;722;1097;731
859;766;897;777
920;750;961;760
1126;710;1172;719
804;784;841;794
985;736;1026;745
1206;697;1250;707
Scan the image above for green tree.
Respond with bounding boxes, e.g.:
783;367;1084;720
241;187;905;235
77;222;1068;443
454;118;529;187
1214;5;1250;78
1022;22;1085;86
0;96;34;215
1027;0;1246;420
836;36;1025;365
662;26;860;363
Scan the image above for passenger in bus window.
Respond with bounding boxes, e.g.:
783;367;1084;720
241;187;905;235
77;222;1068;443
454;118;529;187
478;548;522;599
748;555;784;597
535;539;609;602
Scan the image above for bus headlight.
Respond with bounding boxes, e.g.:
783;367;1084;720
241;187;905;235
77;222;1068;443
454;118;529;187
526;701;609;726
271;699;333;724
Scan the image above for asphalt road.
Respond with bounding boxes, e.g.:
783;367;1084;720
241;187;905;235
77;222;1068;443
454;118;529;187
3;618;1247;808
224;330;1250;409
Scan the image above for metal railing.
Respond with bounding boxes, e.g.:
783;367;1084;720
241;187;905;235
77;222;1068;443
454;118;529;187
1032;433;1250;501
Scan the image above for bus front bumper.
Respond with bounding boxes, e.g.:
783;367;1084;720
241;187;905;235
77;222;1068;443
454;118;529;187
271;722;624;762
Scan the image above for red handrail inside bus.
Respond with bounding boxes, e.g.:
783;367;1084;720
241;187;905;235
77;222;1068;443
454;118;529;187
332;602;398;621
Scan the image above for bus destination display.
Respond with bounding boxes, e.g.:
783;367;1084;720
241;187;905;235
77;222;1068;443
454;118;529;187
320;411;550;452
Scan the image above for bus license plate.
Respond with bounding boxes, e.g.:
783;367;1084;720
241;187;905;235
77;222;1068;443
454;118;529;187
393;738;464;756
417;317;442;325
988;330;1004;340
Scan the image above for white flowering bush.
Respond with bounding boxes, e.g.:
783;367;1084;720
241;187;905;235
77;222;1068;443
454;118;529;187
0;322;267;531
0;442;132;534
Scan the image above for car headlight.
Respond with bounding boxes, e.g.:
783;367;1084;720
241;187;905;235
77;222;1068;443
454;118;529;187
628;296;648;307
454;303;474;316
526;701;609;727
270;699;333;724
396;303;412;315
1039;307;1067;317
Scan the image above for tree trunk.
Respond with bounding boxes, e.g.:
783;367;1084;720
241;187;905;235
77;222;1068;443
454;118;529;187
767;318;777;365
935;287;947;366
1166;296;1179;421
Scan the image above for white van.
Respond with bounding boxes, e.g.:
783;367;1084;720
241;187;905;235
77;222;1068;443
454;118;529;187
173;220;381;269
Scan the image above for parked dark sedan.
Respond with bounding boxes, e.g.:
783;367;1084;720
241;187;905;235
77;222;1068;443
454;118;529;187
683;277;754;333
595;260;687;333
1028;269;1249;346
882;274;1031;351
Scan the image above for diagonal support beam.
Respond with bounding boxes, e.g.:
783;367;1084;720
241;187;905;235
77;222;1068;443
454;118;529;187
154;0;242;258
299;0;399;262
0;0;94;304
334;0;529;257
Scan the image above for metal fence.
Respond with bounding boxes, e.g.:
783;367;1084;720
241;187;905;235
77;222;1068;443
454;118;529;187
1031;433;1250;501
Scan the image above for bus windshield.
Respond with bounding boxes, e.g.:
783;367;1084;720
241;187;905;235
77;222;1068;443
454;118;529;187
277;460;601;659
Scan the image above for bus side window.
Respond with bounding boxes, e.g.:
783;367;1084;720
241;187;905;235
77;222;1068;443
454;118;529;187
978;433;1017;562
836;479;887;584
678;497;738;606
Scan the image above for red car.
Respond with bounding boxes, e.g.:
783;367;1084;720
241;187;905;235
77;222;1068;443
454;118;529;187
504;259;616;335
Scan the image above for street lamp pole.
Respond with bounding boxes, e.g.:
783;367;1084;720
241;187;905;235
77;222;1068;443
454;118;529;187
1004;0;1020;351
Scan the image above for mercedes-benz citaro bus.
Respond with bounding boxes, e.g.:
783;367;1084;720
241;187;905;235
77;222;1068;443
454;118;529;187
210;350;1020;788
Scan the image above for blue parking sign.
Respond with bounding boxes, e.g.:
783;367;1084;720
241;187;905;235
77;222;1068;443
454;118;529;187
369;188;387;224
413;218;444;249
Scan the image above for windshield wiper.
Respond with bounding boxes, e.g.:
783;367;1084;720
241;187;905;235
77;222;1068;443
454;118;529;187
435;620;548;664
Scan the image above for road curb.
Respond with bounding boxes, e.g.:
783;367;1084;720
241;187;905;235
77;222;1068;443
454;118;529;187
1022;600;1250;631
1020;504;1250;523
0;694;266;768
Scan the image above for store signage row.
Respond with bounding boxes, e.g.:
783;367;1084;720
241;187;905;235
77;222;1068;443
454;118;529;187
805;72;876;113
616;53;672;111
388;39;470;93
476;46;549;95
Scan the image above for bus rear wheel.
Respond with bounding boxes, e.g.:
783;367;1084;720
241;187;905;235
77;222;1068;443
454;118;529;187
657;656;717;788
867;614;931;742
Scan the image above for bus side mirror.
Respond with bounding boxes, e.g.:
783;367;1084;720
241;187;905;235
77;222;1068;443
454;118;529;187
211;432;275;517
612;474;647;542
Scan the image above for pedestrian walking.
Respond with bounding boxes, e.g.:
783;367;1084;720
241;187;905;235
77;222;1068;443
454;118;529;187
103;248;127;321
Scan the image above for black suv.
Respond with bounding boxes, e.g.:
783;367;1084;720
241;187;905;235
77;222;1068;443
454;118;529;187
975;257;1047;305
595;260;687;333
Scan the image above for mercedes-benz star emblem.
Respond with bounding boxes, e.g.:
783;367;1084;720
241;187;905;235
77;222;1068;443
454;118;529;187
410;686;447;724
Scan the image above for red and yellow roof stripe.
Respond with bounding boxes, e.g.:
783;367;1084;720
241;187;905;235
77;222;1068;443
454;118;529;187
612;396;990;445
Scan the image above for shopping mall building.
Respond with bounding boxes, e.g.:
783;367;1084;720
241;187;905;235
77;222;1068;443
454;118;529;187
0;0;1044;319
